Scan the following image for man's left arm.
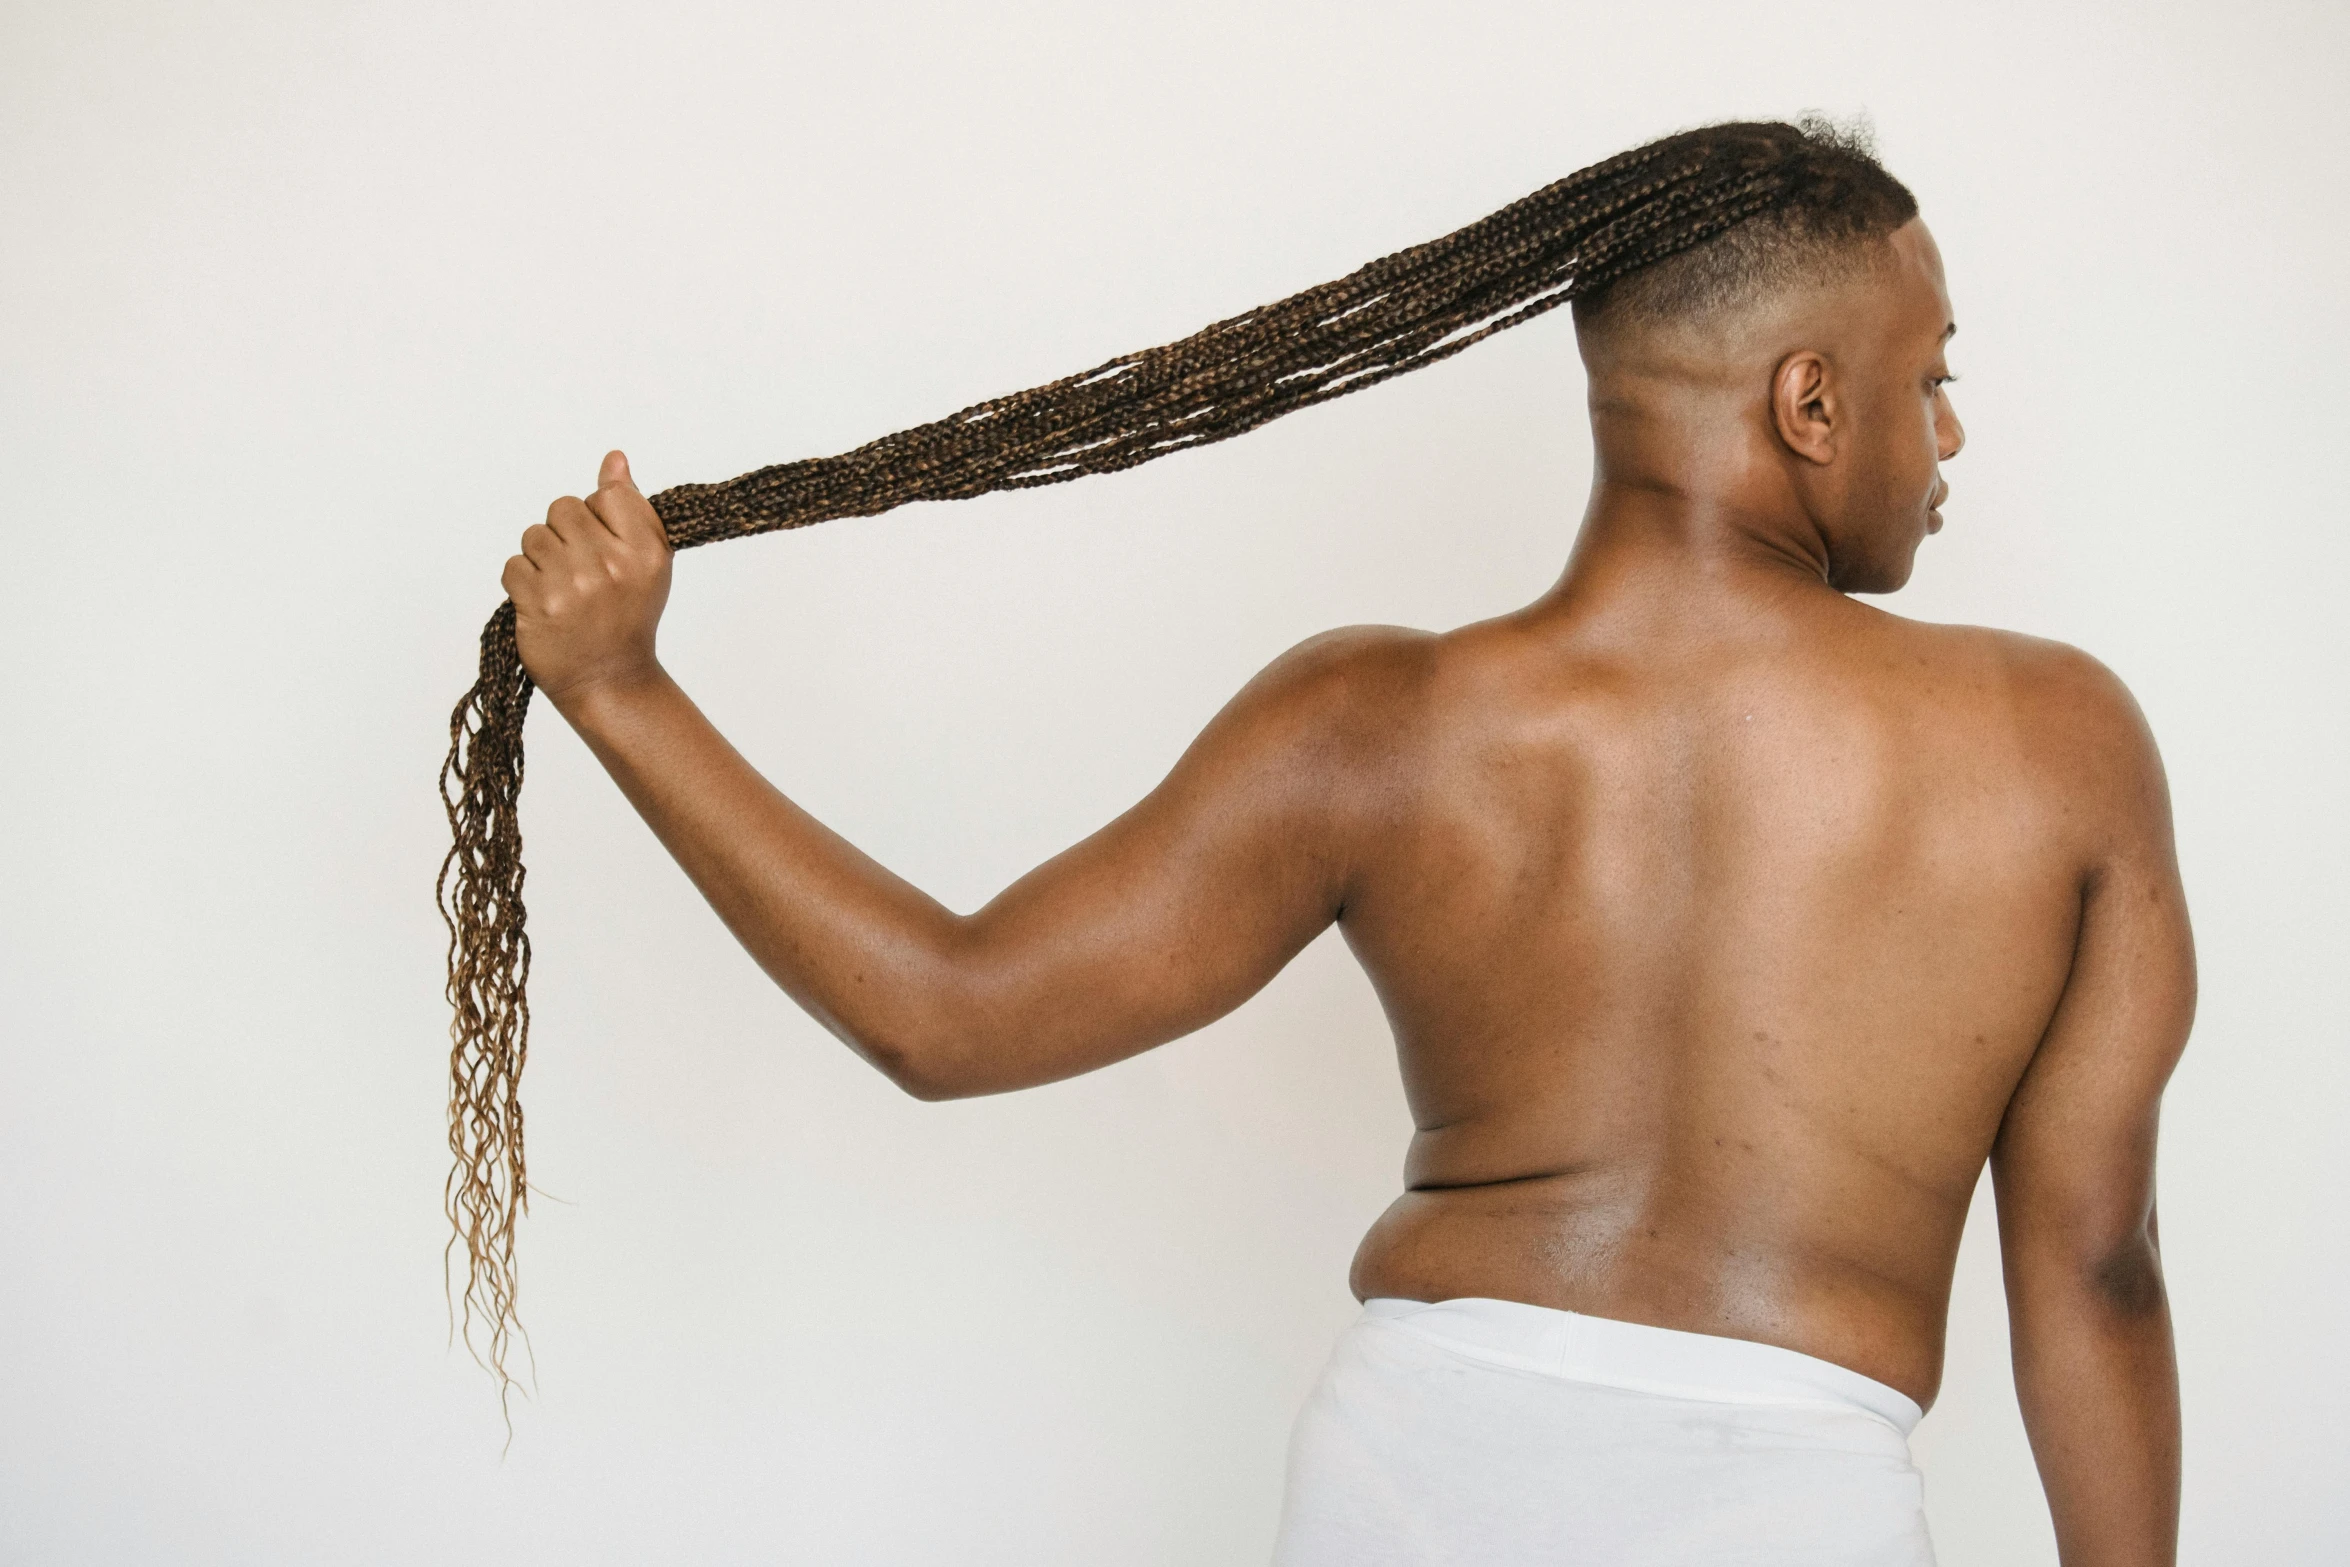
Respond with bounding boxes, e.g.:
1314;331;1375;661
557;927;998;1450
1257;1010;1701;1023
1991;654;2194;1567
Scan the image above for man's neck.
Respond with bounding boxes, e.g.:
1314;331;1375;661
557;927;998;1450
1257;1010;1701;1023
1536;480;1848;644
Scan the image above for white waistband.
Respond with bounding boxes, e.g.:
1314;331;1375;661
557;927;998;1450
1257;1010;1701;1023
1361;1297;1923;1436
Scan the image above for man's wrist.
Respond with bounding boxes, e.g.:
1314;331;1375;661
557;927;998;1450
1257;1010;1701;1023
541;658;671;729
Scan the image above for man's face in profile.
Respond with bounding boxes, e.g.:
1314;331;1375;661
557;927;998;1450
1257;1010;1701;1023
1826;220;1966;595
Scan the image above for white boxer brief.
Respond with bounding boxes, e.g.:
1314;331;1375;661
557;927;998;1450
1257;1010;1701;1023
1271;1296;1935;1566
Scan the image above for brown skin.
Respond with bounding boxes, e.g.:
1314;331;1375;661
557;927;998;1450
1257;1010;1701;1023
506;219;2188;1564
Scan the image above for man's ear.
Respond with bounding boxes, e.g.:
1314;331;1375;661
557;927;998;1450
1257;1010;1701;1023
1771;350;1838;465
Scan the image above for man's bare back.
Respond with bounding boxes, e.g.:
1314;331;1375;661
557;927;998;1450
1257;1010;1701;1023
1329;589;2148;1411
502;214;2187;1560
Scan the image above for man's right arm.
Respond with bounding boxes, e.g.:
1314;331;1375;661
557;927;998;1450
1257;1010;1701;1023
1991;651;2194;1566
549;627;1395;1100
510;454;1421;1102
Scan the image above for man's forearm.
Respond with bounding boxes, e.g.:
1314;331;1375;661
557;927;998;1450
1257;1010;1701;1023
2009;1261;2181;1566
548;662;973;1091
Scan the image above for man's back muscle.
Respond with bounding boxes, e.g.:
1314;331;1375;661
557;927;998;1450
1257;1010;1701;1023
1327;589;2123;1409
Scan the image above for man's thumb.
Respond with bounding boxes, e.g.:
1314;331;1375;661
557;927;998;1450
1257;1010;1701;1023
599;449;635;492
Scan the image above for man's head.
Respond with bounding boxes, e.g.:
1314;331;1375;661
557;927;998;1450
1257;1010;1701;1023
1572;119;1964;594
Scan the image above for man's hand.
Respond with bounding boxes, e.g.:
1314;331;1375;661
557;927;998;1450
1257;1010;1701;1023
503;450;673;708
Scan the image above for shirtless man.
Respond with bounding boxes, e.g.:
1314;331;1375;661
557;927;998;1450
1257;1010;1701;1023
501;142;2190;1565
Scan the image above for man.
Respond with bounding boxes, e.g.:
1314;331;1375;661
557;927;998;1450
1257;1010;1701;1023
501;130;2190;1564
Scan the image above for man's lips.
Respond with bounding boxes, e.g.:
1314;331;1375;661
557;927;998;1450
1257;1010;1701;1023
1927;483;1949;533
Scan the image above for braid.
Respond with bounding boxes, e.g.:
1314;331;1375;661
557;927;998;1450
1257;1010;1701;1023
436;118;1894;1419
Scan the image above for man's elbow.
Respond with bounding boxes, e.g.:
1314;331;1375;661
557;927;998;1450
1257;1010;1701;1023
888;1044;980;1102
854;1027;980;1102
2087;1234;2170;1320
835;924;997;1101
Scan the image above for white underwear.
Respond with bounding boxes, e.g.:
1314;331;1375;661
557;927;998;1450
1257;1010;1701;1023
1271;1297;1935;1566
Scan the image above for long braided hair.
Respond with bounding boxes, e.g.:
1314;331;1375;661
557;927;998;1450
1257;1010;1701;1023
437;117;1917;1414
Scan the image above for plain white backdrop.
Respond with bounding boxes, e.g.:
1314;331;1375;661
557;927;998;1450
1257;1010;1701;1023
3;1;2344;1562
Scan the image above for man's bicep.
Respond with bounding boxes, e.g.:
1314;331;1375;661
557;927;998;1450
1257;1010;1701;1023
1992;673;2195;1287
1991;875;2192;1268
938;628;1409;1094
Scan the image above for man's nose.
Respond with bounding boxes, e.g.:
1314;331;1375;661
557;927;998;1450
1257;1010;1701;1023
1939;410;1966;462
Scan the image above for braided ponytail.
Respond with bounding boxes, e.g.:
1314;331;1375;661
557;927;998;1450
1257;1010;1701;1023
437;117;1912;1416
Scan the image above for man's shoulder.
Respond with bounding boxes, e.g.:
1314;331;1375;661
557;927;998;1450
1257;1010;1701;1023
1891;618;2164;806
1907;620;2145;728
1192;624;1447;784
1235;623;1446;725
1244;616;1564;745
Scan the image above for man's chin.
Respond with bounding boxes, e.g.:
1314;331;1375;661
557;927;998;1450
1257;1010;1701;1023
1833;551;1919;597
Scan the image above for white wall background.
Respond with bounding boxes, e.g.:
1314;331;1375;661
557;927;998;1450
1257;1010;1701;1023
3;1;2343;1561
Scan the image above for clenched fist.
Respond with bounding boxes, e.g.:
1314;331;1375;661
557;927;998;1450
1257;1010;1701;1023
503;450;674;709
